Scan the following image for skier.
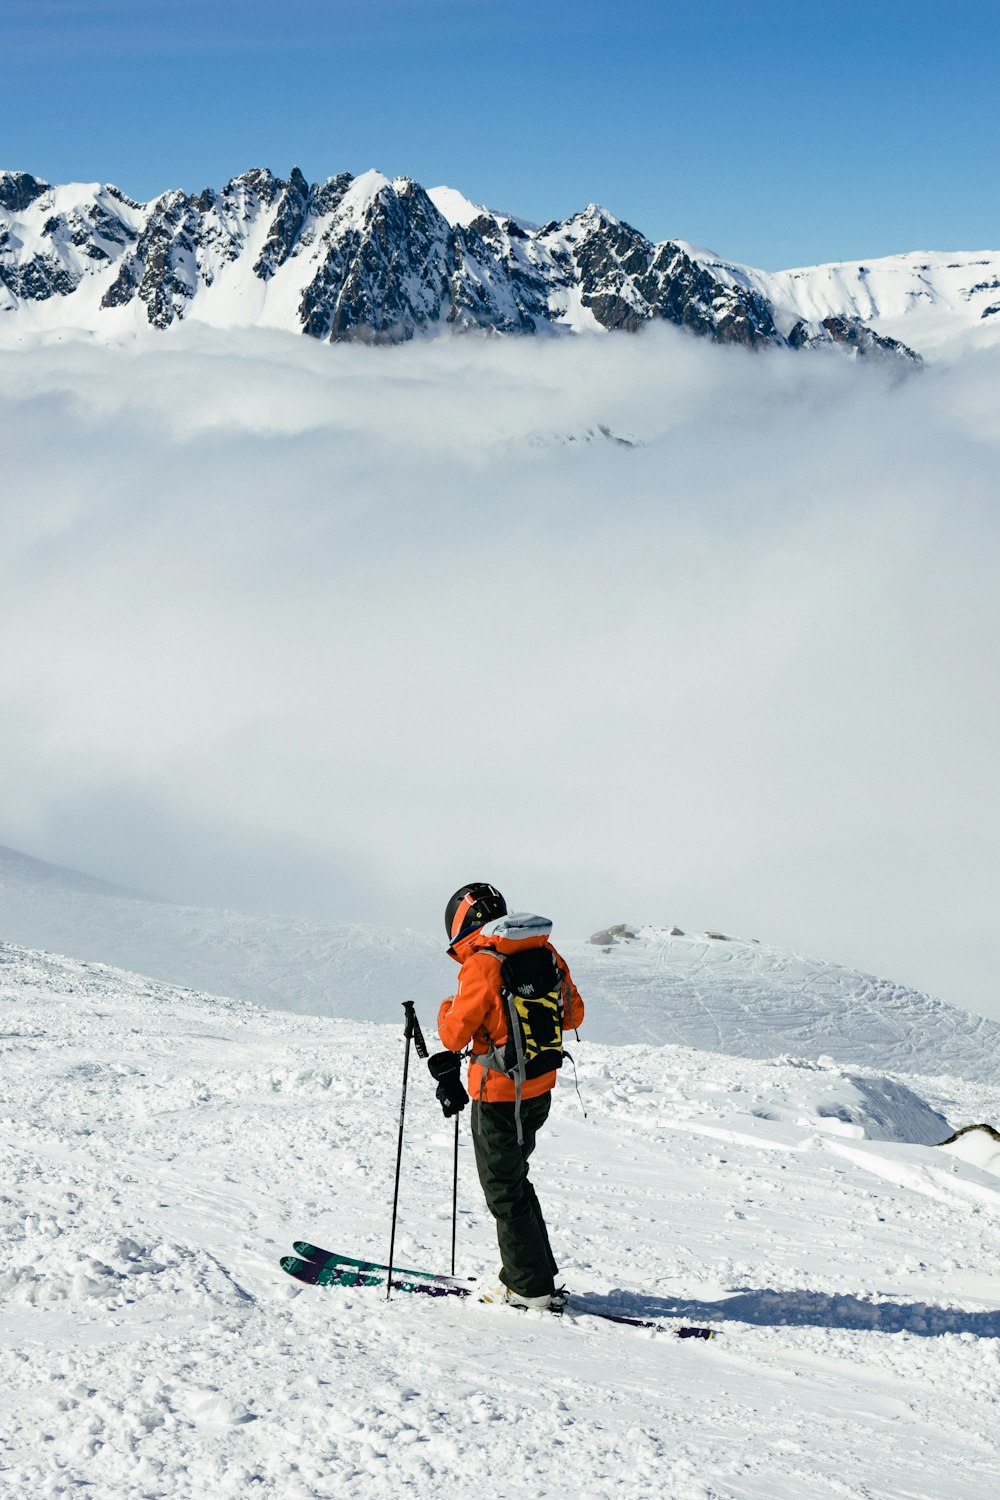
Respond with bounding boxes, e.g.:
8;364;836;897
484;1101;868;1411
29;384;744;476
436;882;585;1311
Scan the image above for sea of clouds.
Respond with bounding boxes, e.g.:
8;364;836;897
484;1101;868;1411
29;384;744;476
1;322;998;1018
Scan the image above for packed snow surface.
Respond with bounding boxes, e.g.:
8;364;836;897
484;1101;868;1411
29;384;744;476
2;942;998;1499
3;846;999;1081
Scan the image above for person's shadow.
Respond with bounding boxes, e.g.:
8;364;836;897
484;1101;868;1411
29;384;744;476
580;1287;1000;1337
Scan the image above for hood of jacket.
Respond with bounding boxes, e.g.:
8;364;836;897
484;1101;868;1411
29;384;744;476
447;911;553;963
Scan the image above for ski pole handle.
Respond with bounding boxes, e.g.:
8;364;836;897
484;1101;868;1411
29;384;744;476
403;1000;428;1059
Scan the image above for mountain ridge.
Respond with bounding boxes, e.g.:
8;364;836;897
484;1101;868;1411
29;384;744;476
4;164;972;359
2;842;998;1080
0;842;155;902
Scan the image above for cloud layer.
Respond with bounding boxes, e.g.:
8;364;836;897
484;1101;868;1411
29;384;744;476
2;324;999;1019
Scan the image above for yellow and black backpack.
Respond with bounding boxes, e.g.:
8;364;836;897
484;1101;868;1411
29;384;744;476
477;913;570;1139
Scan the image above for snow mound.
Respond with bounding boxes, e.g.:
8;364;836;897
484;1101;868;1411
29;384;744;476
566;926;1000;1082
814;1072;950;1144
726;1059;952;1145
937;1124;1000;1178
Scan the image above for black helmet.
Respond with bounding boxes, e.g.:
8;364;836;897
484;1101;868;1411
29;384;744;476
445;882;507;946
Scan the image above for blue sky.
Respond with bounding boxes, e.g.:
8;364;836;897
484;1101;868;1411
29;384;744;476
2;0;998;269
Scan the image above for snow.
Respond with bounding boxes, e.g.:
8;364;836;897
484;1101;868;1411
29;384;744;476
939;1126;1000;1178
2;939;998;1498
427;185;488;228
542;281;607;334
427;185;539;235
337;169;392;224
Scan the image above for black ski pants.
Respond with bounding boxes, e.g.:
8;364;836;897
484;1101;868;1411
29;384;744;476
471;1093;557;1299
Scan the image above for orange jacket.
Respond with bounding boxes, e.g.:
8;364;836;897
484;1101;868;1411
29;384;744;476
437;925;584;1104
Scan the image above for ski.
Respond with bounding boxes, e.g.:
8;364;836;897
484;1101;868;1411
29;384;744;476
292;1241;473;1287
281;1244;715;1339
280;1252;467;1299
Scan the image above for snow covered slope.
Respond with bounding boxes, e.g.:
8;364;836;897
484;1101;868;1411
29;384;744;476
3;846;999;1081
0;844;446;1023
2;942;998;1499
0;165;939;357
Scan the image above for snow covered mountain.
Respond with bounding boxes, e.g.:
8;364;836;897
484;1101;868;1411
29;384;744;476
3;844;999;1081
691;244;1000;360
0;165;944;359
2;940;998;1498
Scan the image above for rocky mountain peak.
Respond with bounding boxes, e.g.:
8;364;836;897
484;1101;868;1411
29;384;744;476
0;163;925;361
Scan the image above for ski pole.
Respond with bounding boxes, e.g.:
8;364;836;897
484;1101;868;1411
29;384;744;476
426;1048;469;1274
386;1001;427;1300
450;1113;459;1276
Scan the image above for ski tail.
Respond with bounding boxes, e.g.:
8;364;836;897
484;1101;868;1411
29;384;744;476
291;1242;473;1286
281;1254;469;1299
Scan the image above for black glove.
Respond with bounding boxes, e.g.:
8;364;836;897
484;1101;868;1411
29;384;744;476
427;1050;469;1117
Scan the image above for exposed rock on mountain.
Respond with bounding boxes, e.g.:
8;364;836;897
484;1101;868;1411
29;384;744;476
788;314;921;363
542;208;780;347
253;166;312;281
0;164;948;360
0;170;49;212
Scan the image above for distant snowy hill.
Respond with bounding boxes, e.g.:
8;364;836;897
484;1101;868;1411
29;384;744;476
0;842;147;901
0;164;951;359
689;244;1000;360
2;941;998;1498
569;925;1000;1082
3;844;998;1081
0;843;446;1024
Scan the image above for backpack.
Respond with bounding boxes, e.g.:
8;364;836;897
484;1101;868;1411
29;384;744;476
476;913;569;1141
496;944;566;1079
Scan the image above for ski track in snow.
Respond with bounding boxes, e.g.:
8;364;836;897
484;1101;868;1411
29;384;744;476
2;944;999;1499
